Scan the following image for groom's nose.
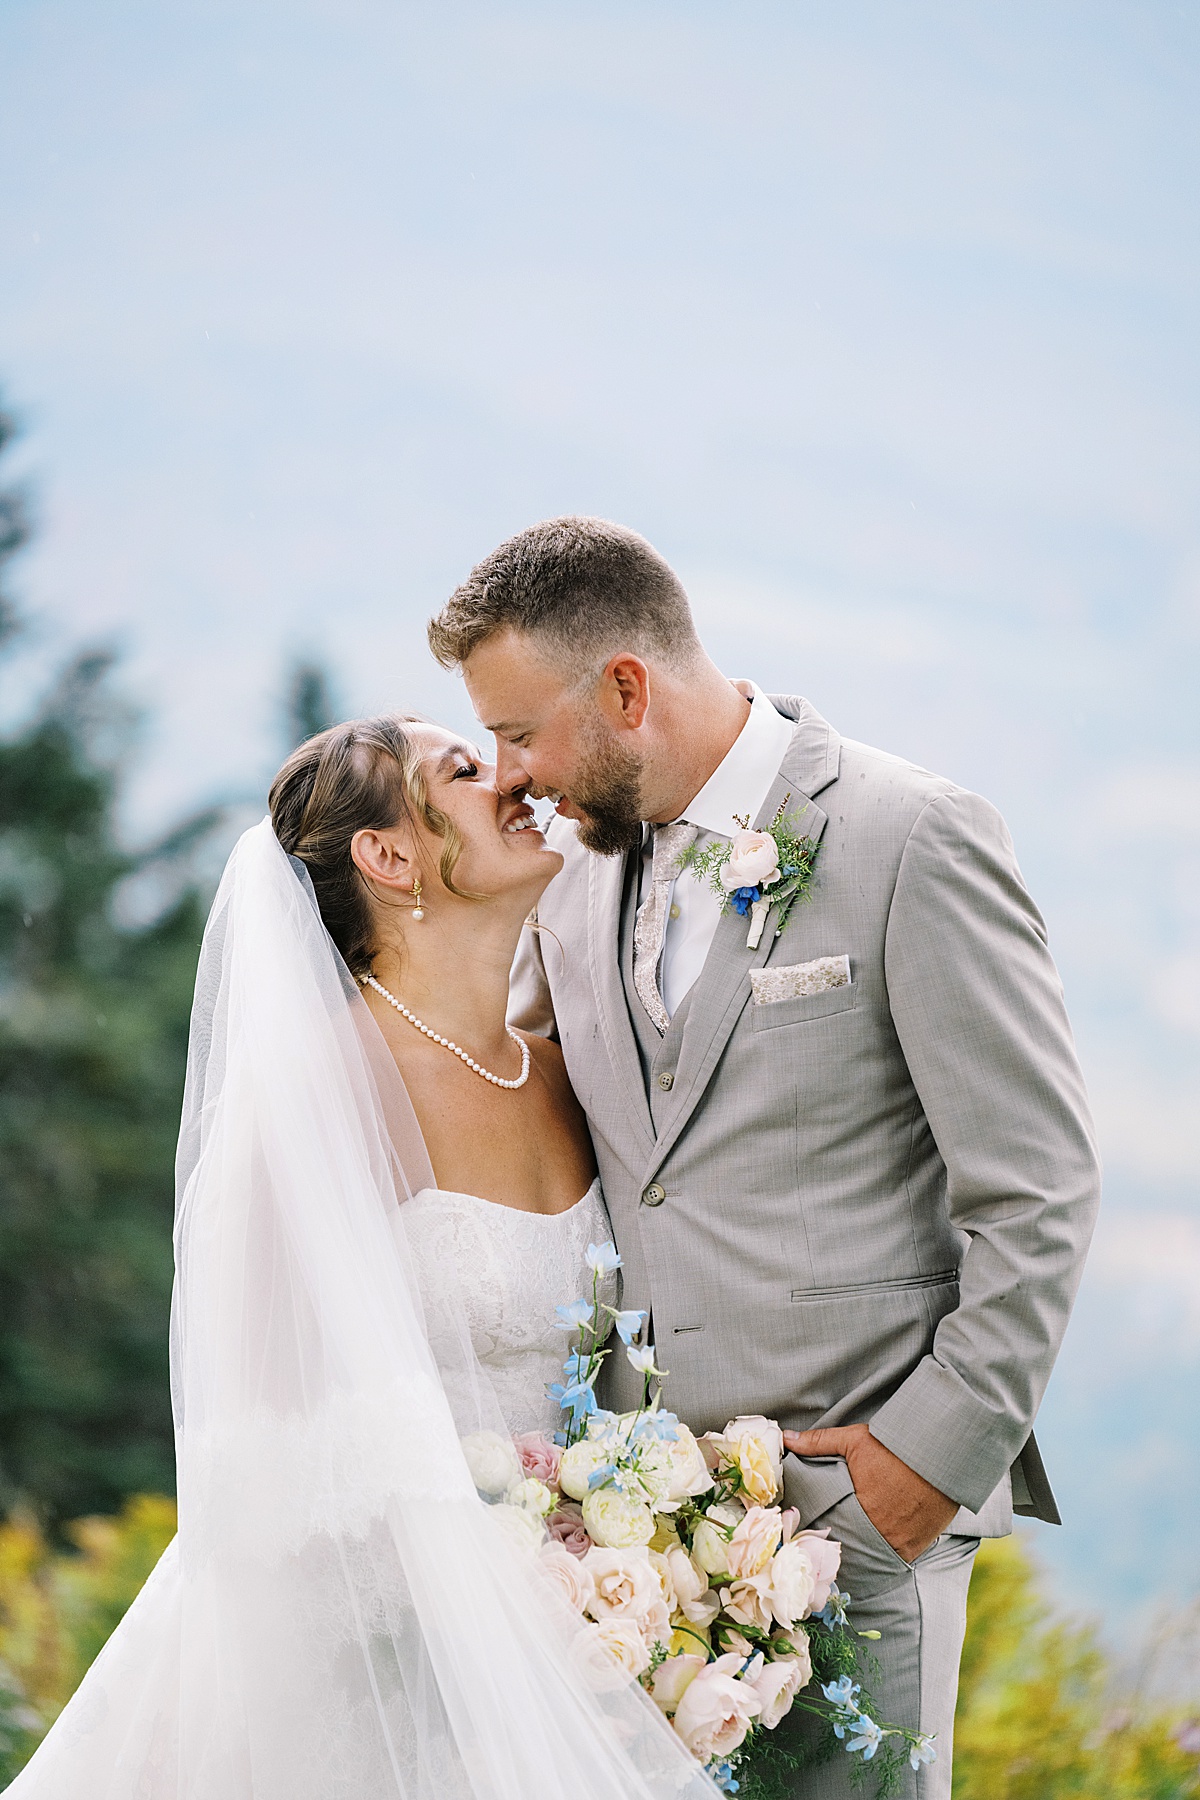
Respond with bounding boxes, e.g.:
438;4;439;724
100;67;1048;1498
494;741;530;796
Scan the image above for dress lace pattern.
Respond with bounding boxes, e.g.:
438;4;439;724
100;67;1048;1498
402;1177;616;1436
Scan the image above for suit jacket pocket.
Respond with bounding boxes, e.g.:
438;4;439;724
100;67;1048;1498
750;985;859;1029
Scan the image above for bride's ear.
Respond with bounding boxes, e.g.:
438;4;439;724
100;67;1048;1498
350;828;417;896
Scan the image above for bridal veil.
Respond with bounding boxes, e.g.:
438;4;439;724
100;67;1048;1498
5;820;714;1799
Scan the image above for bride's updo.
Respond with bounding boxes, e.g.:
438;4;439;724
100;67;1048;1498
269;714;475;975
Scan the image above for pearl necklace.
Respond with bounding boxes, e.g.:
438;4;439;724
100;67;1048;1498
361;974;532;1090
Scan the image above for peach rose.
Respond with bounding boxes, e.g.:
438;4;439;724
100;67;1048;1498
704;1417;784;1506
538;1542;595;1613
671;1653;762;1761
721;1570;775;1633
726;1506;784;1579
583;1547;662;1623
649;1652;706;1714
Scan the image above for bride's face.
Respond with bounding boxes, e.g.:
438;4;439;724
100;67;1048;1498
406;724;564;905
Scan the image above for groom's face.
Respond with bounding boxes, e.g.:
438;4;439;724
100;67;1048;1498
463;629;646;857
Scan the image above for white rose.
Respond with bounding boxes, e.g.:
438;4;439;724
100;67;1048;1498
461;1430;522;1497
508;1477;555;1517
579;1617;651;1689
558;1438;613;1502
719;830;781;894
691;1518;732;1578
582;1487;655;1549
488;1503;545;1552
658;1545;720;1626
538;1542;595;1613
745;1648;811;1729
767;1539;819;1628
665;1423;714;1502
671;1654;762;1761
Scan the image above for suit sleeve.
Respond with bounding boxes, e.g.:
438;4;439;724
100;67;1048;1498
867;789;1101;1511
507;916;560;1041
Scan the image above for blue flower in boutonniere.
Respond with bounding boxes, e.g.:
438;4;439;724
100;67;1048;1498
677;796;822;948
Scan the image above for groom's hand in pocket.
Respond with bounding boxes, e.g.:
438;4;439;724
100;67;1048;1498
781;1423;958;1563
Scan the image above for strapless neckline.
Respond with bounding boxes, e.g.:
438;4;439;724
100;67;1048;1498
414;1174;601;1222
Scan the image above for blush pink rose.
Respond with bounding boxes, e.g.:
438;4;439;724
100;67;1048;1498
726;1506;784;1579
514;1432;563;1487
788;1530;842;1615
744;1648;811;1729
672;1653;762;1760
547;1504;592;1558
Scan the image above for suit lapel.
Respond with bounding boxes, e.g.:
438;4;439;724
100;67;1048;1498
641;698;840;1180
587;847;657;1159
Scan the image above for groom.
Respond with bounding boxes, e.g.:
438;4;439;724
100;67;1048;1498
428;518;1100;1795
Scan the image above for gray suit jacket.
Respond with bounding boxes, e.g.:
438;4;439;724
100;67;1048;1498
510;696;1100;1529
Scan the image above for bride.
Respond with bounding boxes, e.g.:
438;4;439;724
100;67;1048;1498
6;713;716;1799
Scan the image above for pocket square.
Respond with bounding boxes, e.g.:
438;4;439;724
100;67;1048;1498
750;955;851;1003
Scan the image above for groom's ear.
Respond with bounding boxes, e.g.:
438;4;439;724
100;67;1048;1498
601;654;651;731
349;828;414;893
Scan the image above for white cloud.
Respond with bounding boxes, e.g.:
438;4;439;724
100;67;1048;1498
1084;1211;1200;1352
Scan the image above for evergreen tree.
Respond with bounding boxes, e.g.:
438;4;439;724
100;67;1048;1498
0;401;218;1528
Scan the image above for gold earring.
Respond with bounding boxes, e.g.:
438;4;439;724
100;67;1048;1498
411;877;424;921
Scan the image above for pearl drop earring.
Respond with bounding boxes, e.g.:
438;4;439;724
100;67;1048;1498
411;877;424;921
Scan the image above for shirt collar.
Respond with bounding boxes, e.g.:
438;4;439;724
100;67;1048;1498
678;684;795;840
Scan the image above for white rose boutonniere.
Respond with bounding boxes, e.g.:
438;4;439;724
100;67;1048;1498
679;798;821;948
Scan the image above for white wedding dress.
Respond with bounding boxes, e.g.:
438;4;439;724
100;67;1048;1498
5;820;714;1800
403;1177;615;1436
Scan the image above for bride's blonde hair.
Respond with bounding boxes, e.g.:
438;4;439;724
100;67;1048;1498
269;714;480;975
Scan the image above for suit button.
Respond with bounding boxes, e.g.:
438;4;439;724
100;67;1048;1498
641;1182;666;1207
656;1072;674;1090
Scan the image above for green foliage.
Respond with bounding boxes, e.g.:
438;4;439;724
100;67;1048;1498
0;1494;177;1782
953;1537;1200;1799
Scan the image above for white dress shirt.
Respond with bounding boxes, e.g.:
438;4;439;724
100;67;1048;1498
640;684;795;1019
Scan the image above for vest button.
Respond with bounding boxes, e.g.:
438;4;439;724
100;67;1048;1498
656;1071;674;1090
641;1182;666;1207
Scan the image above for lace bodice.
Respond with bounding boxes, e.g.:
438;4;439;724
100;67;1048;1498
401;1177;617;1436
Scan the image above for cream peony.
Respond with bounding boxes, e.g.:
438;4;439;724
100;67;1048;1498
690;1518;732;1578
558;1438;614;1501
744;1649;811;1730
582;1487;655;1549
538;1542;595;1613
671;1653;762;1760
725;1505;783;1579
705;1416;784;1506
649;1652;705;1715
719;830;782;894
461;1430;522;1498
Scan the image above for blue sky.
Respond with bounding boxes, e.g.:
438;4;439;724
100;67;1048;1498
1;0;1198;1632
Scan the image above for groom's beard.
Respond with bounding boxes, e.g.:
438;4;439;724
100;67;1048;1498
568;732;645;857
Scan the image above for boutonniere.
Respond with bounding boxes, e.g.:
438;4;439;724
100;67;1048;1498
677;797;821;948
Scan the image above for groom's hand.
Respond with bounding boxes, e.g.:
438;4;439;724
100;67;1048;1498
781;1423;958;1563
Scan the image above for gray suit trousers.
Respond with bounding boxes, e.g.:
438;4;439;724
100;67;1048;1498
785;1460;976;1798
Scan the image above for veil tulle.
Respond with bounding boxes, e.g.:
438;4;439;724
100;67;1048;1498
5;820;715;1799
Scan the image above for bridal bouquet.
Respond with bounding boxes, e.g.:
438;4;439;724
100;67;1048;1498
461;1241;935;1799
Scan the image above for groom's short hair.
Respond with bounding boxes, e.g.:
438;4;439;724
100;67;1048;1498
428;517;701;674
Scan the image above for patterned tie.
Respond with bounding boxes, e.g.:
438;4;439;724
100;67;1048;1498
633;821;699;1033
